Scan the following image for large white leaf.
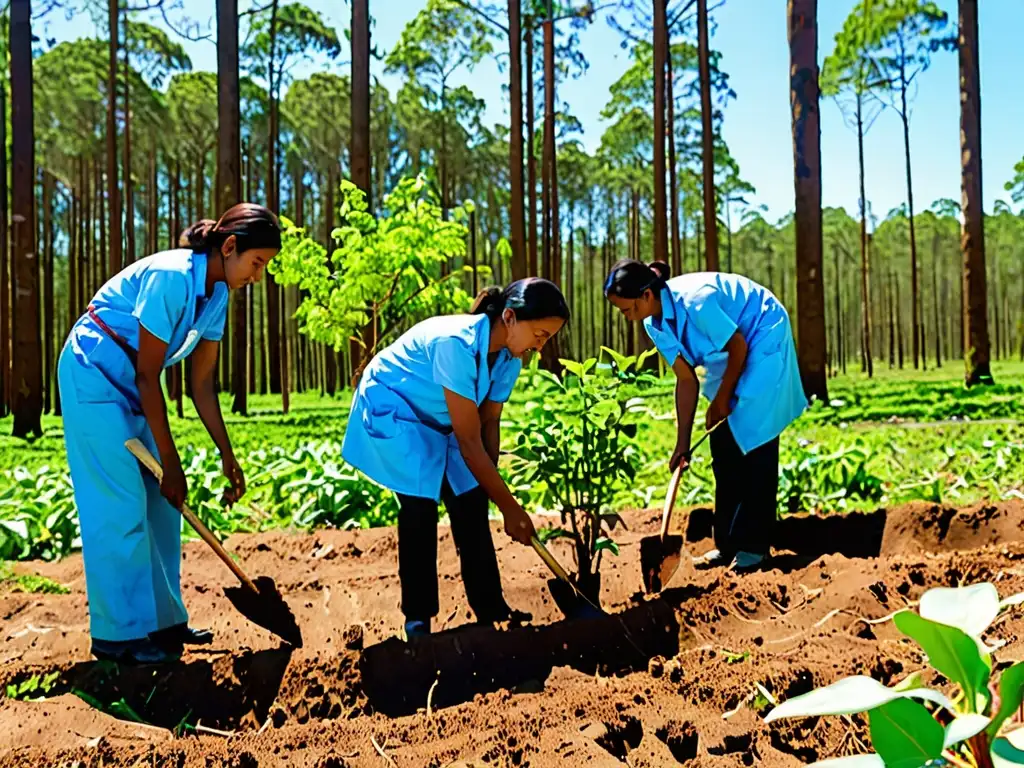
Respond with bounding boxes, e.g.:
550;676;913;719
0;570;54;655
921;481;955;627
919;583;1000;638
943;714;990;749
764;676;952;723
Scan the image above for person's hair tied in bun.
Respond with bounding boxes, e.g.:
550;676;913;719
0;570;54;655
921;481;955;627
603;259;671;299
470;278;570;323
179;203;282;254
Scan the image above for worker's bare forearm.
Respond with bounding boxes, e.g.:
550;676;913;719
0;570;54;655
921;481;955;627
192;385;234;460
481;418;501;466
716;333;748;405
459;436;519;514
675;375;699;448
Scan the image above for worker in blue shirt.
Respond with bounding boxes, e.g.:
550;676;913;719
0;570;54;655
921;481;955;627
343;278;570;639
604;260;807;572
57;203;281;664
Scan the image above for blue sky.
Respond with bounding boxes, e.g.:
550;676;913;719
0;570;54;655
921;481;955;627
40;0;1024;225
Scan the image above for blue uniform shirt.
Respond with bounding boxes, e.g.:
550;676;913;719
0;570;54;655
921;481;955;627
644;272;807;454
63;249;229;406
343;313;522;501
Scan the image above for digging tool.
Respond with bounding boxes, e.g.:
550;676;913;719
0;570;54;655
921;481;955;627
640;420;725;594
530;536;604;619
125;439;303;647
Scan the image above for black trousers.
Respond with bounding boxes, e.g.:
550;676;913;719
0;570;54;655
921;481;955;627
710;421;780;557
396;481;511;624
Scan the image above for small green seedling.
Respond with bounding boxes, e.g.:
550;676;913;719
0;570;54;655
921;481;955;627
765;582;1024;767
6;670;61;701
507;350;654;603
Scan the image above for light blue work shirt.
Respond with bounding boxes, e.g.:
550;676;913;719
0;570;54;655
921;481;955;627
63;249;229;407
343;313;522;501
644;272;807;454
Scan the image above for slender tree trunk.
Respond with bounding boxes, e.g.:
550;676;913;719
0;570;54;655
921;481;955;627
123;27;135;264
856;93;873;377
248;284;256;393
653;0;668;263
0;80;8;417
69;168;80;348
958;0;991;385
11;0;42;437
508;0;527;280
667;52;682;276
526;20;538;276
149;147;158;254
218;0;246;414
107;0;122;278
696;0;719;271
789;0;828;401
43;172;55;414
899;80;920;369
265;0;283;399
351;0;371;206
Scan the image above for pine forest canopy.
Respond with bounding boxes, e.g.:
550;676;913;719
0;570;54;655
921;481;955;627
2;0;1022;438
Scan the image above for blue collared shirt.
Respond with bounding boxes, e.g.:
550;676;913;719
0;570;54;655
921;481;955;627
343;313;522;500
644;272;807;453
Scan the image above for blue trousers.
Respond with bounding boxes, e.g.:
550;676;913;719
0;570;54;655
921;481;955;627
58;345;188;642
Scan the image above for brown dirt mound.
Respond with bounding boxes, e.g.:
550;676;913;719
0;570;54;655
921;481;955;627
2;500;1024;766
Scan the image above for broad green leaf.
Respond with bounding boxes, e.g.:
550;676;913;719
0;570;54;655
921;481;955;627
560;360;587;379
893;610;991;712
805;755;885;767
944;713;990;749
919;583;1000;638
993;736;1024;766
594;537;620;556
868;699;943;768
988;662;1024;739
764;676;952;723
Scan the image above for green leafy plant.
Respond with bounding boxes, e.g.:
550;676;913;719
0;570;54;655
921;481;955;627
0;562;69;594
6;670;61;701
778;442;886;515
765;583;1024;767
506;349;655;603
270;174;489;386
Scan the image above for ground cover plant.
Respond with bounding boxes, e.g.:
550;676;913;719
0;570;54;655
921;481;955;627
766;582;1024;767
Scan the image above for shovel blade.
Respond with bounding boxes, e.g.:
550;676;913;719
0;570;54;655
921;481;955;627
547;578;605;621
640;534;684;594
223;575;304;648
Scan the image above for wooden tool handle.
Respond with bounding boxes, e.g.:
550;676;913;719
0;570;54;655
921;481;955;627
125;439;259;593
531;535;573;584
659;464;684;540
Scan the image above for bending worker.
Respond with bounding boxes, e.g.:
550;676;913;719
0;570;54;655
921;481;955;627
343;279;570;639
58;203;281;664
604;260;807;572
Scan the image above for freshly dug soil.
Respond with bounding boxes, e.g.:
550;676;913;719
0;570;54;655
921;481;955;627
2;499;1024;767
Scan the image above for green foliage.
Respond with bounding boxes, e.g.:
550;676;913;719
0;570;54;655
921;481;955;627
242;2;342;88
765;582;1024;767
5;671;61;701
270;175;485;360
0;466;79;561
1006;157;1024;204
282;72;350;172
0;562;69;594
506;350;654;587
778;443;885;515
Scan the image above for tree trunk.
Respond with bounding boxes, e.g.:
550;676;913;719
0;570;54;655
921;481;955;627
696;0;719;271
667;51;681;276
265;0;283;399
508;0;527;280
0;80;8;417
652;0;668;263
149;147;158;254
899;78;920;370
789;0;828;402
545;3;562;372
526;20;538;276
856;93;873;377
11;0;42;438
123;26;135;263
43;172;55;414
958;0;991;385
218;0;246;414
325;168;338;397
107;0;122;278
351;0;371;207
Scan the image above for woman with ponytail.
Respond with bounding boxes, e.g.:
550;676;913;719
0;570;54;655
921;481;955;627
604;261;807;572
343;278;569;639
58;203;281;664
